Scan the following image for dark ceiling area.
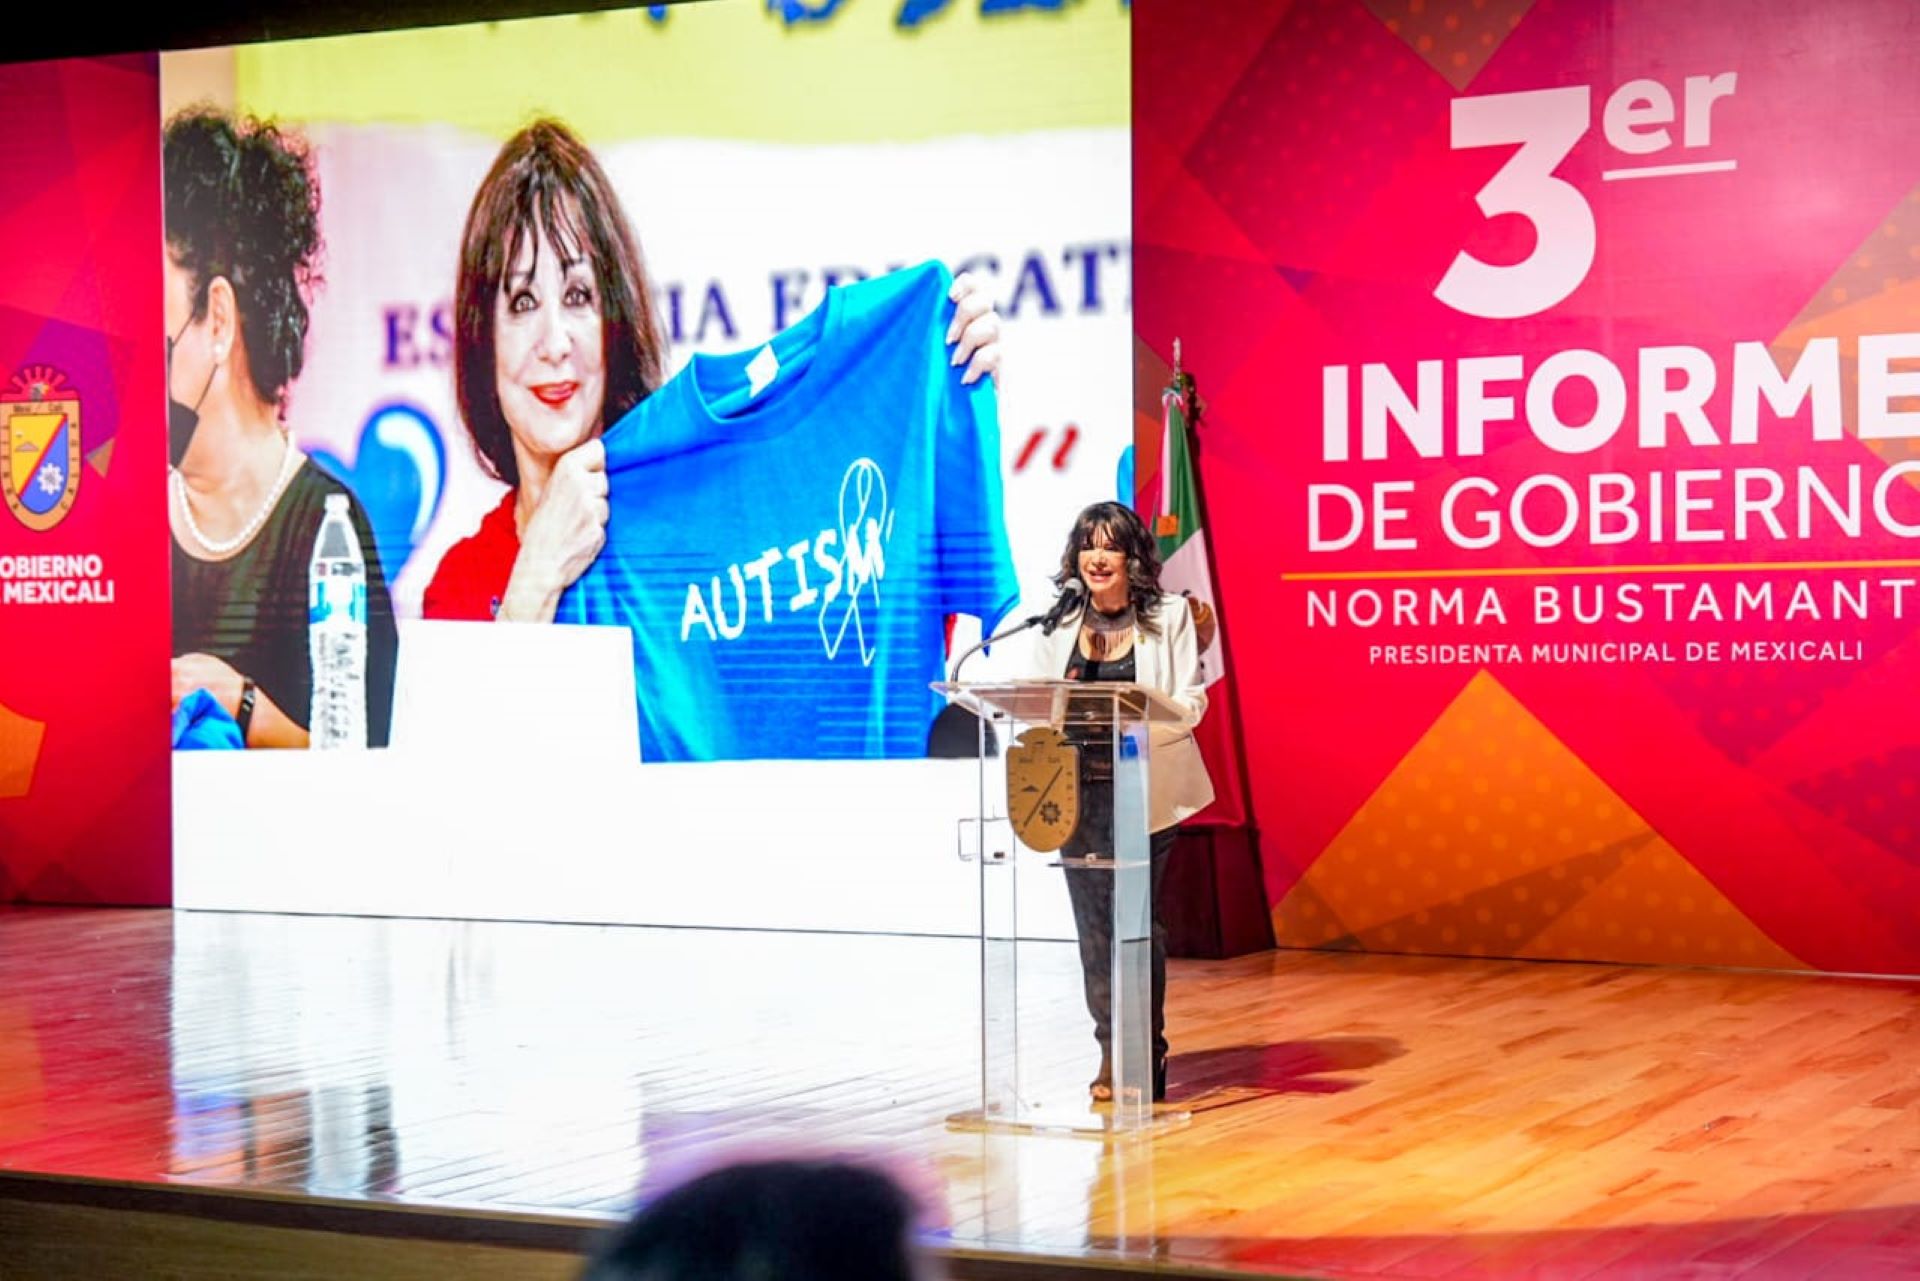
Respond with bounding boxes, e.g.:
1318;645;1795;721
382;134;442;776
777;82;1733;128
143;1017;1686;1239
5;1;701;64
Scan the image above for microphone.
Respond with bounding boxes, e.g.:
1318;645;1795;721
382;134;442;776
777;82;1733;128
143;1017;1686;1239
1037;577;1085;635
947;580;1084;681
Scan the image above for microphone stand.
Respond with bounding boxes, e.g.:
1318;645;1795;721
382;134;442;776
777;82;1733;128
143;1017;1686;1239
947;585;1083;682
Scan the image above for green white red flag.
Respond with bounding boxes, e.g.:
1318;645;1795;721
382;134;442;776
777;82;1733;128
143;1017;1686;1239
1156;372;1223;685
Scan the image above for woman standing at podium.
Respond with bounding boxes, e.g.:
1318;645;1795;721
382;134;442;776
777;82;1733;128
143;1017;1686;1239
1011;501;1214;1102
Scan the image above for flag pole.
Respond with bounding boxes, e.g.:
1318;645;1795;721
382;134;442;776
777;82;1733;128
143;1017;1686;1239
1169;351;1268;943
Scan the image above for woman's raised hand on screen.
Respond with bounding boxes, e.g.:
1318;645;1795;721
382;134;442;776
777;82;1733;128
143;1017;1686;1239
500;437;610;623
947;271;1002;389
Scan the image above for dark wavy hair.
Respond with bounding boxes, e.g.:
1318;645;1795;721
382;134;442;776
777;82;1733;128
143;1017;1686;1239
455;118;667;488
162;108;322;409
1054;500;1164;632
580;1160;924;1281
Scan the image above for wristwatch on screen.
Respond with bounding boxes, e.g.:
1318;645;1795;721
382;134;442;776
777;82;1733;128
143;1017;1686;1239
236;678;257;743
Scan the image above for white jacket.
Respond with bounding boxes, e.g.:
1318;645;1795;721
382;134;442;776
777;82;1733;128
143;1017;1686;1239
983;591;1216;832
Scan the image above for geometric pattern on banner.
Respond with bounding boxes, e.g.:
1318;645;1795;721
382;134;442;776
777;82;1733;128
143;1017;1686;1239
1274;264;1317;295
1777;184;1920;334
1637;619;1874;770
1771;185;1920;479
0;698;46;799
1787;743;1920;875
1138;0;1920;975
1273;671;1806;968
1129;2;1298;160
1180;5;1458;283
0;54;170;906
1358;0;1542;90
22;862;104;904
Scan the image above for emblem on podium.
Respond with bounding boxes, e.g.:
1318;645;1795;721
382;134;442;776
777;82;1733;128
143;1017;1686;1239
1007;725;1079;851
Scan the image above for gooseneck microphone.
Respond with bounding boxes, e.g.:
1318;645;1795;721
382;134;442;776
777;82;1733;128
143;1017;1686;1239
1037;577;1086;635
947;579;1084;681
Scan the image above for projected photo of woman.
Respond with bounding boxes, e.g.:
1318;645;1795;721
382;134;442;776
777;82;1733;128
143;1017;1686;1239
420;120;655;624
422;118;1003;626
166;108;398;749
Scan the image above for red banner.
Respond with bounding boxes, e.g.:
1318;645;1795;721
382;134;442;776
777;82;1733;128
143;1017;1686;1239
1136;0;1920;974
0;55;170;904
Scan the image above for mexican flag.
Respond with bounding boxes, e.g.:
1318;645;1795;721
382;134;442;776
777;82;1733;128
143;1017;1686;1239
1155;373;1223;685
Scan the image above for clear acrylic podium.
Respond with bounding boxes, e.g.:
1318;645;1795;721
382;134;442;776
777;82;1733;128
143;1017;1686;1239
935;678;1192;1136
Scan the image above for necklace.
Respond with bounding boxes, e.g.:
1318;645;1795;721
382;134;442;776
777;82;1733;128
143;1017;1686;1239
1081;603;1135;662
172;433;300;557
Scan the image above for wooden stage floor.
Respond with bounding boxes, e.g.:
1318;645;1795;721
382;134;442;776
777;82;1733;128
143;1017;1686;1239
0;907;1915;1279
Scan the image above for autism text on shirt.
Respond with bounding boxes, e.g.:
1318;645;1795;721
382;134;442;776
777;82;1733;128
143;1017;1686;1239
680;458;898;663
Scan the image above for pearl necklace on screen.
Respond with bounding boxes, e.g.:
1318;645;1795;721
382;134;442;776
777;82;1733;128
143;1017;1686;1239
170;431;300;557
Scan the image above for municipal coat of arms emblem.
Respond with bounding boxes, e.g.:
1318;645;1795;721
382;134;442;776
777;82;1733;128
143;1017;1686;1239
3;366;81;532
1006;725;1080;852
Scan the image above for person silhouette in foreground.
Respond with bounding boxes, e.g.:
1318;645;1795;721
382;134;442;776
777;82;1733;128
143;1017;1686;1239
580;1158;939;1281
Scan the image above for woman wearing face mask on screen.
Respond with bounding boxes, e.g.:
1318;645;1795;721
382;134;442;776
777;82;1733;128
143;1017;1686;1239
166;108;398;748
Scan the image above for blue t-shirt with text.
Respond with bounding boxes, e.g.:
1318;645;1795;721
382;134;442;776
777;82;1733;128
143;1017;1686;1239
557;261;1017;761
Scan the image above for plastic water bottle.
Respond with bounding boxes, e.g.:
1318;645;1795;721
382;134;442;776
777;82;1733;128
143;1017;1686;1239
308;493;368;750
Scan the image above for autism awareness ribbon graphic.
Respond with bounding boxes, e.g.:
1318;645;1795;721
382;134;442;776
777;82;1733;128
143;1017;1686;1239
819;457;892;666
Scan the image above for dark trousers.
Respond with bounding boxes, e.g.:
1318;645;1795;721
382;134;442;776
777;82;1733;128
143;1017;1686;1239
1062;823;1176;1064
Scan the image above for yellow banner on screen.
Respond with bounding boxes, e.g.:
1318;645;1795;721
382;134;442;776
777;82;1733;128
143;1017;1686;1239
229;2;1128;143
